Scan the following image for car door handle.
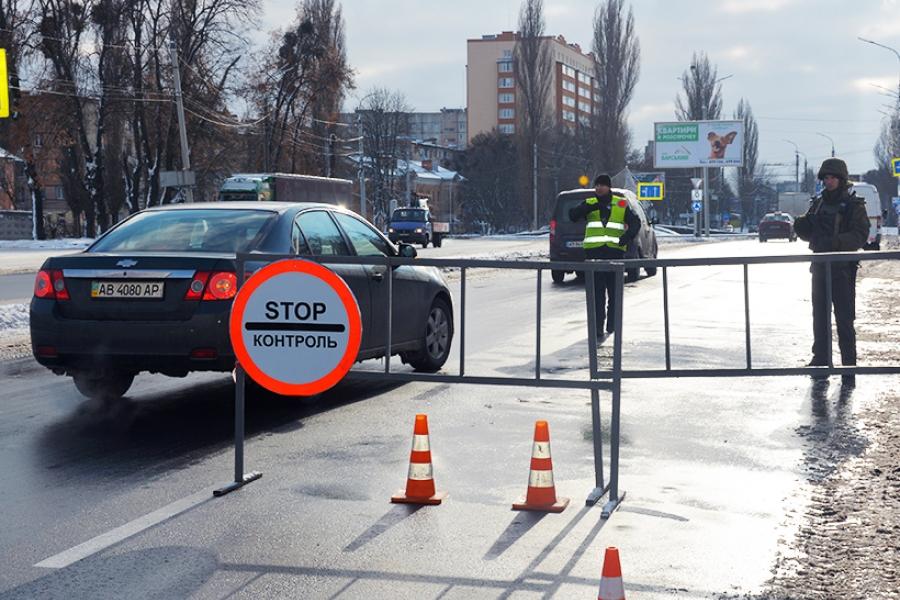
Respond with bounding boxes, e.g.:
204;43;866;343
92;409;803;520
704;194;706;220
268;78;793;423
371;267;387;282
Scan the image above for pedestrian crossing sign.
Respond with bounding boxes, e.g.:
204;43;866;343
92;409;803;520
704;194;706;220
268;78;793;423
637;181;664;201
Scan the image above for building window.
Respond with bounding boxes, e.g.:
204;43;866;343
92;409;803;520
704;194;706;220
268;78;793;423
561;65;576;78
498;92;514;104
594;93;601;102
562;95;576;107
33;134;43;148
498;61;513;73
579;101;592;112
562;80;576;93
562;110;576;122
55;186;65;201
498;123;515;134
499;107;515;119
578;87;591;98
498;77;514;88
577;72;591;84
578;115;591;126
502;49;512;57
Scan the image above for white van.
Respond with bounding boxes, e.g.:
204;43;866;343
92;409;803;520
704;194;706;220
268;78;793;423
850;182;884;250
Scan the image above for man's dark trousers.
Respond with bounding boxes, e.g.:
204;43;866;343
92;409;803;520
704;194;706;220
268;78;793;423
810;262;857;366
587;265;617;334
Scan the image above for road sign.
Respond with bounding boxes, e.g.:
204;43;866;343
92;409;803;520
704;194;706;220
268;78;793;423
636;181;664;201
691;178;703;189
229;259;362;396
691;189;703;201
159;170;196;188
892;158;900;177
0;49;9;119
692;201;702;213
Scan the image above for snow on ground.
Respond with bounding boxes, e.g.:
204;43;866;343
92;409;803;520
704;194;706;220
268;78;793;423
0;238;93;250
0;302;28;333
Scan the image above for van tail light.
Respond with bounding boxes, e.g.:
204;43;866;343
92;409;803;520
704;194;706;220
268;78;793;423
184;271;237;301
203;272;238;300
550;218;557;243
34;269;68;300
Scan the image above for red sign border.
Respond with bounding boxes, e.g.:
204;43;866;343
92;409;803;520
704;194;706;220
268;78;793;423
229;259;362;396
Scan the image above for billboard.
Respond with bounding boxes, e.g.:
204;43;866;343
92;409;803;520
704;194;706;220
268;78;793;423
653;120;744;168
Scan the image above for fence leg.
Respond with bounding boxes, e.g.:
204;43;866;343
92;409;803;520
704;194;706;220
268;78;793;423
602;265;626;518
586;386;608;505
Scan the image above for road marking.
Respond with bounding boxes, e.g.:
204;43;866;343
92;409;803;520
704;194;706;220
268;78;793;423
35;487;215;569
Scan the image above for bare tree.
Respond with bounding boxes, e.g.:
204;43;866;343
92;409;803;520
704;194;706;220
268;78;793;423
513;0;552;228
733;98;767;226
459;130;522;231
675;52;723;121
591;0;640;173
356;88;410;229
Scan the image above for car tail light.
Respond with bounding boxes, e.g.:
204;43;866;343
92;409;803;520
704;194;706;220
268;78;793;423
203;272;238;300
184;271;211;301
36;345;58;358
190;348;218;359
550;219;557;243
34;269;68;300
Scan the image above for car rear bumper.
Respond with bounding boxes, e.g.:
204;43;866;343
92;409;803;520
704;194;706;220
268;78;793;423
389;231;428;244
29;298;235;374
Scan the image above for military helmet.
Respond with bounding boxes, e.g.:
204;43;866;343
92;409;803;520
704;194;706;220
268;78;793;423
817;157;849;181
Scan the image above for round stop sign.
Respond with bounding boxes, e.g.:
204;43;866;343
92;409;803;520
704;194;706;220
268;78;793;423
229;259;362;396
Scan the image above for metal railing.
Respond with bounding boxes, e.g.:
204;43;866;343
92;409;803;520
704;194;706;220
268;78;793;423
218;249;900;518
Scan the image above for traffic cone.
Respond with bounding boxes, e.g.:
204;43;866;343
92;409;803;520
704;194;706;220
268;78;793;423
391;414;447;505
512;420;569;512
597;546;625;600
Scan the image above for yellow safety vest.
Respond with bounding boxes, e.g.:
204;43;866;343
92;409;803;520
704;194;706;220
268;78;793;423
583;195;627;251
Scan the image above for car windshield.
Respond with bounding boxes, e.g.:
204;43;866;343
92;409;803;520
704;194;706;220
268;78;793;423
392;209;427;221
89;209;277;253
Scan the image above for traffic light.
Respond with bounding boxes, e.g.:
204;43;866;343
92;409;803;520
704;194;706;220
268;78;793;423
0;49;8;118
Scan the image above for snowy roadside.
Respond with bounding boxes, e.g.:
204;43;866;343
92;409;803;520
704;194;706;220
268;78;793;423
0;238;92;275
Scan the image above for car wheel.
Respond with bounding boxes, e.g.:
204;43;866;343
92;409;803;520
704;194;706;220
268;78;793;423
406;297;453;372
551;270;565;284
72;370;135;400
422;235;429;249
759;236;766;243
625;267;639;282
645;266;657;277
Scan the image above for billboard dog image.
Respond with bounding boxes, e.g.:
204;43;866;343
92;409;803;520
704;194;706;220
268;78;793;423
707;131;737;159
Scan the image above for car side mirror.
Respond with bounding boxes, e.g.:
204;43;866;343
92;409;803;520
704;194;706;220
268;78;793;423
398;243;418;258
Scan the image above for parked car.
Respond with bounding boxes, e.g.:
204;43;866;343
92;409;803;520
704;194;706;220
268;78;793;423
758;212;797;242
30;202;454;400
549;187;659;283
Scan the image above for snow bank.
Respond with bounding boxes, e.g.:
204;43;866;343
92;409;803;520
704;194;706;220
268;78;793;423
0;238;93;250
0;302;28;333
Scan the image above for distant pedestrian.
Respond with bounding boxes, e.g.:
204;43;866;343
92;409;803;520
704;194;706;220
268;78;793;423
793;158;870;385
568;174;641;340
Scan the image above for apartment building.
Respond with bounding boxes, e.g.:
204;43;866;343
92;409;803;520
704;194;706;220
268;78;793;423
466;31;599;143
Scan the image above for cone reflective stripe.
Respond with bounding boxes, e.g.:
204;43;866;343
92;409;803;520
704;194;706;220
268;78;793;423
597;546;625;600
512;421;569;512
391;414;447;505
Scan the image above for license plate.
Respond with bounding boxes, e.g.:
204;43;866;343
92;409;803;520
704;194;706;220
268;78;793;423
91;280;165;299
566;240;583;248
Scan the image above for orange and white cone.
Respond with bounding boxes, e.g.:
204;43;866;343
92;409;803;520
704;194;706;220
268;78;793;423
512;420;569;512
391;414;447;505
597;546;626;600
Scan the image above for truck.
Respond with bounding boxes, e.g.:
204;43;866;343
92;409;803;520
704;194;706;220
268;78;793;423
387;199;449;248
218;173;353;205
777;191;812;218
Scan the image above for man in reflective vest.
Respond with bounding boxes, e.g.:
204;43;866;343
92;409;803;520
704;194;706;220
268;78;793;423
568;173;641;339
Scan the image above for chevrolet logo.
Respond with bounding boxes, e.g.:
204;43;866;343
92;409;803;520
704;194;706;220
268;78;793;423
116;259;138;268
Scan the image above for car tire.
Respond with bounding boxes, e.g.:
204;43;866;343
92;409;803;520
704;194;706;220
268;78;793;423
626;267;639;283
551;270;565;284
422;235;429;249
645;266;657;277
72;370;135;401
433;235;442;248
406;297;453;373
759;236;766;243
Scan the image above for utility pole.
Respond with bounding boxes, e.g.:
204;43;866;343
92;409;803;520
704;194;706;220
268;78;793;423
357;113;366;218
168;39;193;203
532;142;538;231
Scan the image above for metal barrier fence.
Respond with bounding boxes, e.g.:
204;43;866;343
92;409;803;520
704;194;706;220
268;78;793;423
218;249;900;518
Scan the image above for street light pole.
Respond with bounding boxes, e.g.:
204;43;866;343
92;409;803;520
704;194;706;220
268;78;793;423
815;132;835;157
784;139;801;191
858;37;900;213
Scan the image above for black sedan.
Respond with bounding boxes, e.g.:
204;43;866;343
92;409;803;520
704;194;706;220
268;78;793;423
30;202;454;400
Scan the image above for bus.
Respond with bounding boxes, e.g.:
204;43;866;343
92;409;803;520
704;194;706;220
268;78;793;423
218;173;353;206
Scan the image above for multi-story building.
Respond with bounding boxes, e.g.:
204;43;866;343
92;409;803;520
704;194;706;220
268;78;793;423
466;31;599;143
407;108;467;149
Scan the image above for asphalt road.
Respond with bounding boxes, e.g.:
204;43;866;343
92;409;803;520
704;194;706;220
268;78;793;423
1;238;894;599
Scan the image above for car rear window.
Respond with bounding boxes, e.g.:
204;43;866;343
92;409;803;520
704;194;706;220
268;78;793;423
90;209;277;253
553;195;591;223
763;214;792;222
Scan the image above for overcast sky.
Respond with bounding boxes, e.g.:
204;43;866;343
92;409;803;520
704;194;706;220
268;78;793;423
261;0;900;180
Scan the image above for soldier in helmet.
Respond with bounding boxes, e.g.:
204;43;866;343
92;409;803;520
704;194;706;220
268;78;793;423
793;158;870;385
